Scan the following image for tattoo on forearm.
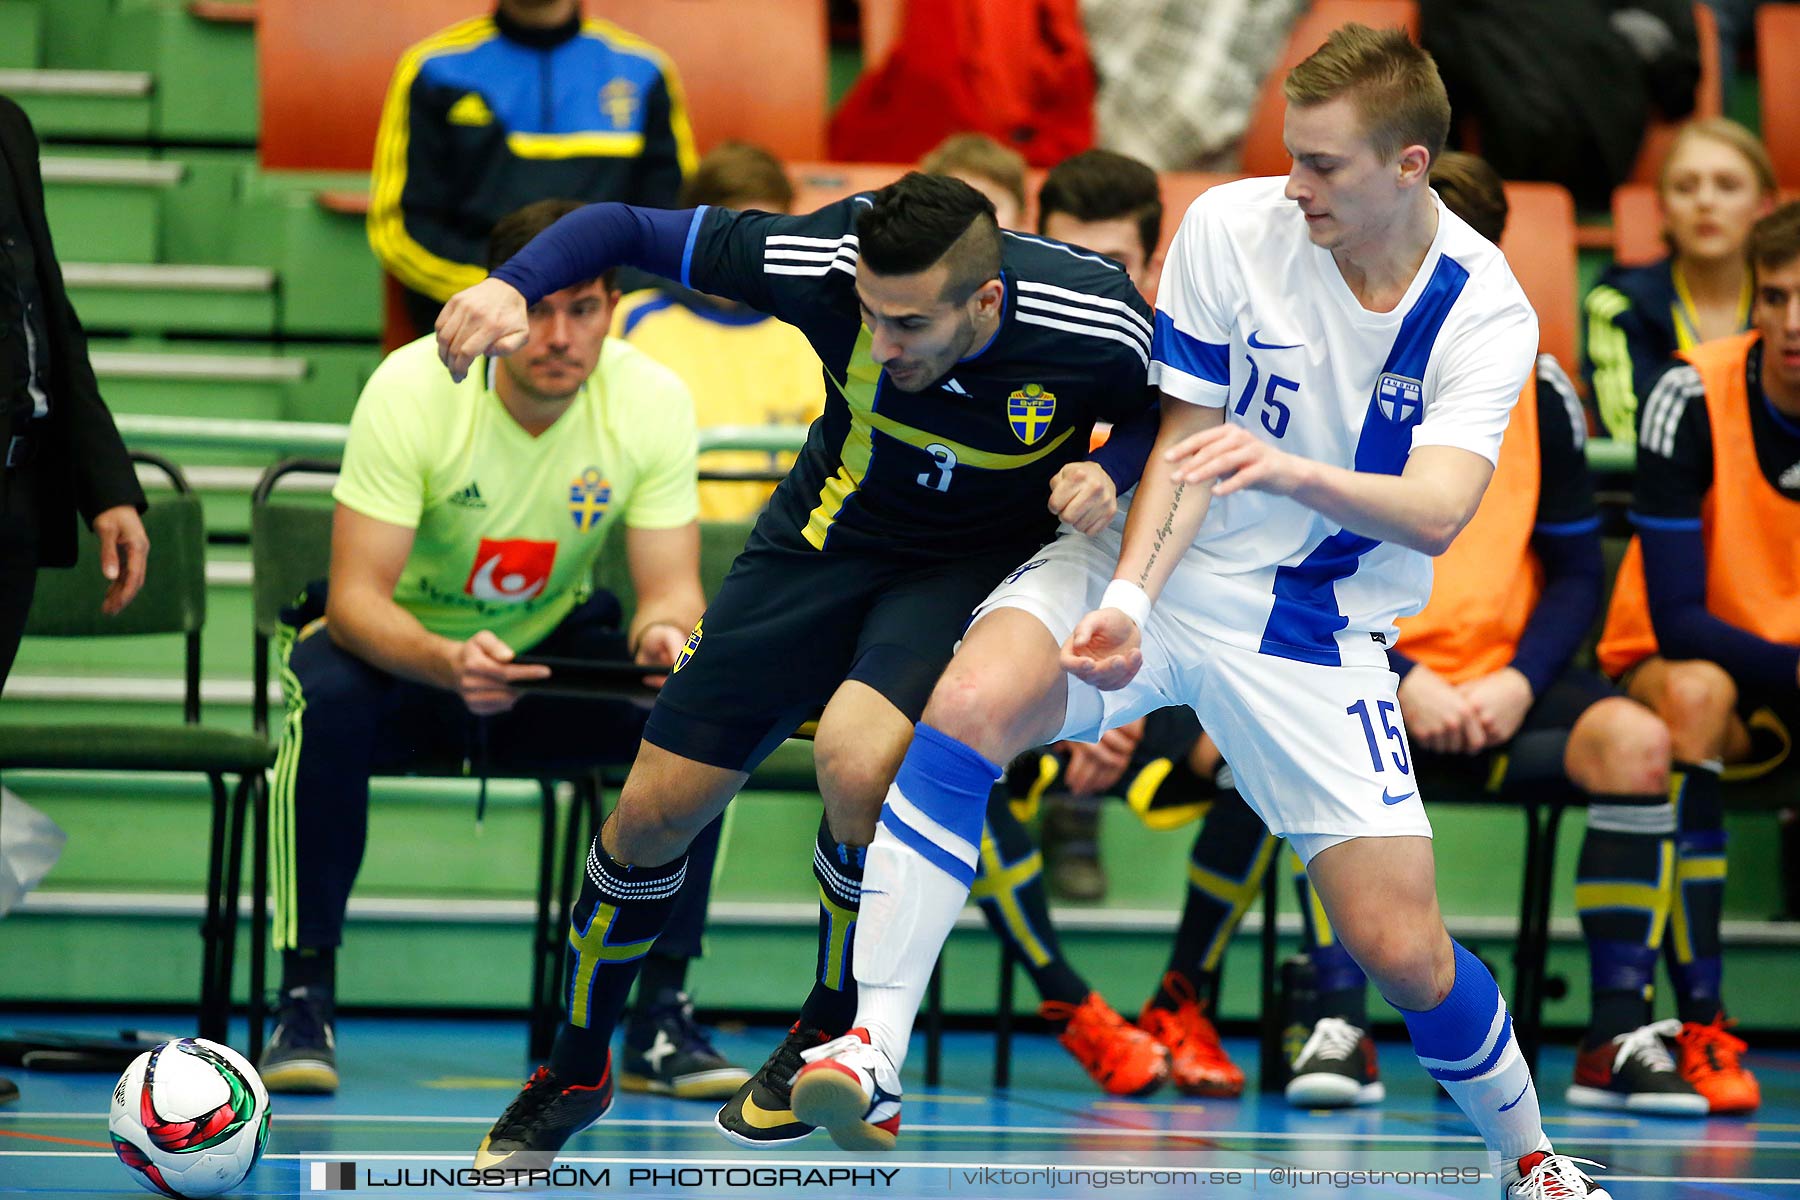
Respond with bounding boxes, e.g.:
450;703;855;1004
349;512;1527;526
1137;481;1185;588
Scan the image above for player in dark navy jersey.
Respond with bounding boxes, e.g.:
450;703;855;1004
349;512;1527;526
436;173;1155;1165
675;195;1155;560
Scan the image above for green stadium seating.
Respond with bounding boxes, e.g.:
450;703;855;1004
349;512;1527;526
0;67;154;138
105;0;257;143
89;340;379;425
229;169;382;338
91;345;301;422
36;0;111;71
0;1;42;69
41;155;178;263
278;343;382;423
80;341;377;535
65;263;277;336
5;0;256;140
159;147;258;265
44;148;280;334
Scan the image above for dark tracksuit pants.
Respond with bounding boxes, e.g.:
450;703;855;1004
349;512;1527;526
270;590;723;963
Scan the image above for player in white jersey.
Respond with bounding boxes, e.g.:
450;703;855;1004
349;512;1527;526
791;25;1615;1200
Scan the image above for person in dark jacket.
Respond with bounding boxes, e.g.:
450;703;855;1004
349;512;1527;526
1422;0;1700;210
0;95;148;687
0;92;150;1107
368;0;696;339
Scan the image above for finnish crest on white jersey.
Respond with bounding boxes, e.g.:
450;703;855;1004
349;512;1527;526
1376;373;1424;424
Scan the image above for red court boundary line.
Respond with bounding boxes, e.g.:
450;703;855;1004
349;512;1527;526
0;1128;111;1149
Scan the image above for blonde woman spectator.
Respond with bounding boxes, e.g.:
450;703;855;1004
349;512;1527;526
1583;118;1777;440
920;133;1028;229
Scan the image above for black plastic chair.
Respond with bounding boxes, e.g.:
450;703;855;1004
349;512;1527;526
0;453;275;1049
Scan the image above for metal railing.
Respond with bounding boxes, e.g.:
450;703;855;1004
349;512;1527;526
63;263;276;292
115;412;1637;472
0;69;154;98
115;414;813;458
40;155;179;186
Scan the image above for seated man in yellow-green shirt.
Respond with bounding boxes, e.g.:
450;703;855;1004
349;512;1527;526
261;199;747;1104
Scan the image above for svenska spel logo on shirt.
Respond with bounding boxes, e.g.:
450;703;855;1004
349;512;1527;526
465;538;557;603
569;466;612;532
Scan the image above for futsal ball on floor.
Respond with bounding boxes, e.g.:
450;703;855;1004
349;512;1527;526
109;1038;271;1198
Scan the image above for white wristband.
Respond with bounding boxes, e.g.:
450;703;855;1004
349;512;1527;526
1100;579;1152;628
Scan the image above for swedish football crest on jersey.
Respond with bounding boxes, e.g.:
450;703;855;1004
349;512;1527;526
601;78;639;128
1008;384;1057;446
673;619;702;673
568;467;612;532
1376;373;1424;425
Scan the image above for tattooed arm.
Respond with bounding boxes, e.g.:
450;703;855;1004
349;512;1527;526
1061;396;1221;691
1118;398;1222;598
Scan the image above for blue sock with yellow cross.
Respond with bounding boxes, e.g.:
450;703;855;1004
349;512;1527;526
799;815;865;1036
547;836;688;1085
1575;790;1675;1045
975;783;1089;1011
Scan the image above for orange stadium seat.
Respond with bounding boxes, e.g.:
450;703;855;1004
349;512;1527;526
596;0;827;160
258;0;457;170
1625;2;1723;185
1240;0;1420;178
1498;182;1579;380
1757;4;1800;188
788;161;911;214
1152;172;1236;267
258;0;826;171
1611;183;1667;268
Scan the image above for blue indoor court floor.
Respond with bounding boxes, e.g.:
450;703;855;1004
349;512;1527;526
3;1013;1798;1198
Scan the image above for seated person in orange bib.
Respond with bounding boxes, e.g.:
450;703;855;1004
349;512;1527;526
262;200;746;1103
1278;152;1731;1118
1590;200;1800;1114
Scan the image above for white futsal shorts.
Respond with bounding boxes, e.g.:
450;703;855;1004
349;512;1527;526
970;529;1433;863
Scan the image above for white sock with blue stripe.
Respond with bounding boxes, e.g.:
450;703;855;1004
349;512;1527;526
853;724;998;1069
1402;941;1546;1168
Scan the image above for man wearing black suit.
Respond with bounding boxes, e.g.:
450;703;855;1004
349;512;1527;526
0;96;148;688
1;95;150;1106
